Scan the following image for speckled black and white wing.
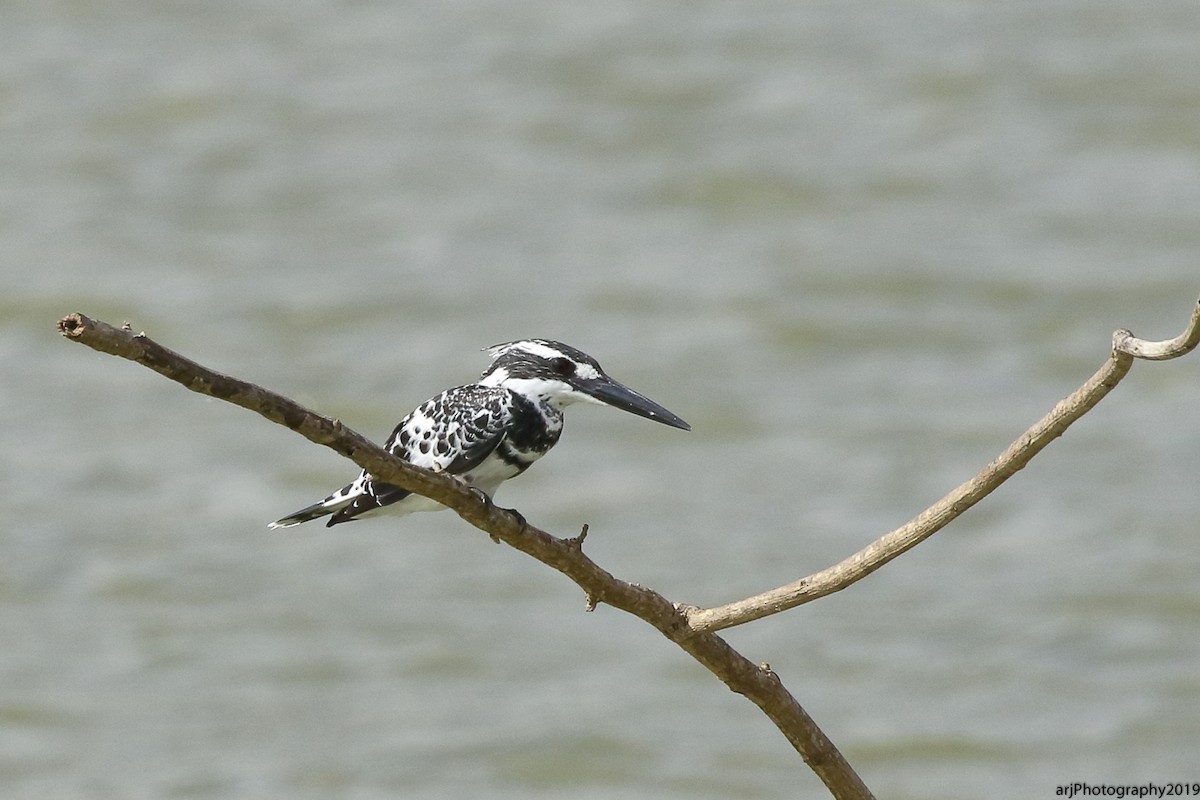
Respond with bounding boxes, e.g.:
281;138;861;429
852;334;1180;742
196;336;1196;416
268;385;555;529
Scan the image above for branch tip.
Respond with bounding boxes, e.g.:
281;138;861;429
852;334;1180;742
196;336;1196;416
567;523;589;550
57;313;87;337
1112;297;1200;361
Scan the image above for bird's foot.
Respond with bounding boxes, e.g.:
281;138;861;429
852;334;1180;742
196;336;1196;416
502;506;528;532
466;487;501;543
466;487;525;541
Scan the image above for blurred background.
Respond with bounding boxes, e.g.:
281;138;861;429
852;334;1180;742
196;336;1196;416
4;1;1199;798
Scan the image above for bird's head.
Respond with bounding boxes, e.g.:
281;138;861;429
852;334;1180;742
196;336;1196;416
479;339;690;431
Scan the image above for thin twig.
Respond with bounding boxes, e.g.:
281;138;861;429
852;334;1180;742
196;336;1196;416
686;298;1200;634
58;312;875;800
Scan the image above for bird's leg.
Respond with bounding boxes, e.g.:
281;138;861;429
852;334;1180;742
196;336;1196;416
466;487;504;543
465;487;526;541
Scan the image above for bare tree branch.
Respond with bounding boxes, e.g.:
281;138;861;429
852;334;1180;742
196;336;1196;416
59;299;1199;798
685;298;1200;634
57;312;875;800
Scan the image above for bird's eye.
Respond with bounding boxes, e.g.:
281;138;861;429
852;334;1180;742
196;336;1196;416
550;357;575;376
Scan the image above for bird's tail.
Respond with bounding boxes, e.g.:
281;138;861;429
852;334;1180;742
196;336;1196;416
267;487;356;529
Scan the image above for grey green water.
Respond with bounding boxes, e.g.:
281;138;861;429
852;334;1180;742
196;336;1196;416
4;2;1199;798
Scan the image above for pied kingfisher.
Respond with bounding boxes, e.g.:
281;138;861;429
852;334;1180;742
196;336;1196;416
268;339;690;528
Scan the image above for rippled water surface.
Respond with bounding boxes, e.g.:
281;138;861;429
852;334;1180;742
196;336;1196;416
4;2;1200;798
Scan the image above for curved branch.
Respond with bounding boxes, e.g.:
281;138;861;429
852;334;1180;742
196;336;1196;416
1112;299;1200;360
57;312;874;800
686;298;1200;634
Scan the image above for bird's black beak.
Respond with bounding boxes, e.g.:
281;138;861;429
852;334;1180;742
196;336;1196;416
582;377;691;431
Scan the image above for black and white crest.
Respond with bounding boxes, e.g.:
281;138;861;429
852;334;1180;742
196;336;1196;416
268;339;689;528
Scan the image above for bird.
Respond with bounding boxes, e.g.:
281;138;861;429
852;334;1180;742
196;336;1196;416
268;339;690;528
